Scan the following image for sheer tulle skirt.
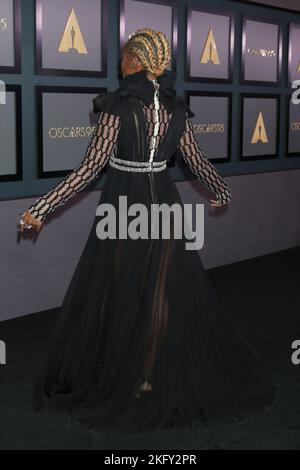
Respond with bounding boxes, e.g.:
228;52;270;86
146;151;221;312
33;167;278;434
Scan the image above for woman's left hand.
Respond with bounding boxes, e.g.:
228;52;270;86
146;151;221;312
18;210;43;232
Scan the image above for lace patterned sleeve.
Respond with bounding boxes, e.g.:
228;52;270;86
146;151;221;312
177;113;232;205
26;110;121;222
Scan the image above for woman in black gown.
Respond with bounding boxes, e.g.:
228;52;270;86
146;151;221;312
19;28;277;434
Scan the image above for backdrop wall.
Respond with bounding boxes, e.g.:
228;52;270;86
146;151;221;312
1;0;300;321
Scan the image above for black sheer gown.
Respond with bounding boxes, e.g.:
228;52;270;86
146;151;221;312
25;69;277;434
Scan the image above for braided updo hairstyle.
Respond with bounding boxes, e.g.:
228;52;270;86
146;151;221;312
124;28;172;77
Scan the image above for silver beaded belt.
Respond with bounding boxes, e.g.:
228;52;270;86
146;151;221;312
109;155;167;172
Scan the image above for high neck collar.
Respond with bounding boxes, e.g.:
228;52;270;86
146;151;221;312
119;69;176;110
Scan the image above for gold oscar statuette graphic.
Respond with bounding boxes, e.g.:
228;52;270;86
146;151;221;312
251;111;268;144
297;60;300;73
58;8;87;54
200;27;220;65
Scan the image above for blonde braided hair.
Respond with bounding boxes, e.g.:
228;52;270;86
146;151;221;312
125;28;171;77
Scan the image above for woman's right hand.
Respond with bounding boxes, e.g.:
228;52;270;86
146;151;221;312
18;210;43;233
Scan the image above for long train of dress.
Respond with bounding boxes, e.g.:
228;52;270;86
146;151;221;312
32;165;277;434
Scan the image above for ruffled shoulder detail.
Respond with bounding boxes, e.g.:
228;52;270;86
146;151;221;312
93;89;123;116
175;96;195;118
